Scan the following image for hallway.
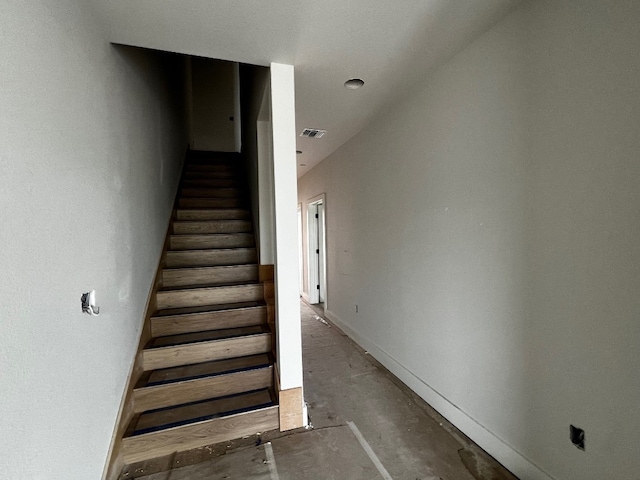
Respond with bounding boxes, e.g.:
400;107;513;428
135;302;516;480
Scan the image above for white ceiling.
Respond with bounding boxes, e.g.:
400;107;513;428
89;0;522;176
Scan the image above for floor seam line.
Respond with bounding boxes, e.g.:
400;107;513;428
347;421;394;480
264;442;280;480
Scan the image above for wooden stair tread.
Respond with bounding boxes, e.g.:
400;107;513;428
173;220;252;235
152;301;264;317
150;303;267;337
148;325;267;349
183;172;237;179
143;332;271;370
164;248;257;269
130;389;275;437
181;187;244;198
176;209;250;221
122;404;279;464
181;179;239;187
162;264;258;274
158;279;260;292
185;165;237;171
167;246;255;253
143;353;272;386
133;363;274;413
162;264;259;288
169;233;254;251
155;283;263;310
179;198;246;208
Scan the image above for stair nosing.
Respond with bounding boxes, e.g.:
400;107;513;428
139;362;273;389
157;281;262;293
146;330;270;351
129;397;276;438
152;302;266;319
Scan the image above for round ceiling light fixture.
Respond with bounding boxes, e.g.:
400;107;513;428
344;78;365;90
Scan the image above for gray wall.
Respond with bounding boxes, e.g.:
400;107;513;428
240;65;270;251
0;2;187;479
191;58;240;152
298;1;640;479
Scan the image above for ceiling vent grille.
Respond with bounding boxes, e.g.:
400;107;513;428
300;128;327;138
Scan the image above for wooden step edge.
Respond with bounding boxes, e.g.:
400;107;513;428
142;333;272;371
139;353;272;388
161;266;260;289
155;283;263;310
162;264;258;274
158;280;261;293
166;247;256;255
121;406;279;464
150;305;267;337
133;366;274;413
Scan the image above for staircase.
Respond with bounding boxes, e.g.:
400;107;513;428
119;152;279;466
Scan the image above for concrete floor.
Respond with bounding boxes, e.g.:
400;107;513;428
138;301;517;480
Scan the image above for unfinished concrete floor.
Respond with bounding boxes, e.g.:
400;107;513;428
136;301;518;480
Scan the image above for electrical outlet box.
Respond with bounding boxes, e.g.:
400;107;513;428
570;425;585;450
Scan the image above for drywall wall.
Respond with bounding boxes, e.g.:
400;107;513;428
239;64;274;264
0;2;186;479
191;58;240;152
271;63;304;397
298;1;640;479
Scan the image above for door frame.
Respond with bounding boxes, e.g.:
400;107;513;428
306;194;326;306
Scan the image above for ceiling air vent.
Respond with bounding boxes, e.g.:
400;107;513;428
300;128;327;138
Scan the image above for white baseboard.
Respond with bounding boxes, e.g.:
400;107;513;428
301;292;310;303
323;308;555;480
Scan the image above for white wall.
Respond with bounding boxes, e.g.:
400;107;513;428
239;65;276;265
271;63;304;394
0;2;186;479
191;58;240;152
298;1;640;479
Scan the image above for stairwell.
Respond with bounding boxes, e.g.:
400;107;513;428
116;152;279;469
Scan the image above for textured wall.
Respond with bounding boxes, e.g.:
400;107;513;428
298;1;640;478
0;2;187;478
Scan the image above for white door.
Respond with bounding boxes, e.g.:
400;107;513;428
298;205;303;296
317;202;326;303
307;200;326;304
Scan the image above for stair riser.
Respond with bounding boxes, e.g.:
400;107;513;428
165;249;257;268
173;220;252;235
151;306;267;337
182;179;239;188
185;169;238;176
162;265;259;288
169;234;254;251
183;171;236;179
176;209;250;221
185;163;237;170
143;333;272;370
181;188;243;198
156;284;263;310
133;367;273;413
121;406;279;464
179;198;244;208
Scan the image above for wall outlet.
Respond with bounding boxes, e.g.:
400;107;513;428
570;425;585;450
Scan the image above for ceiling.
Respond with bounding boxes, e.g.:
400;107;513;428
89;0;522;176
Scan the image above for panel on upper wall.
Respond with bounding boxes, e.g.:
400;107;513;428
190;58;241;153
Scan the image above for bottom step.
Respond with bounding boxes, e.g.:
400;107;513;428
122;390;279;464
